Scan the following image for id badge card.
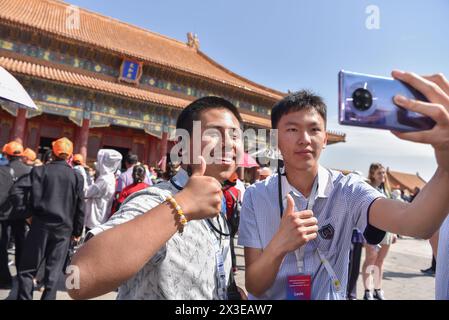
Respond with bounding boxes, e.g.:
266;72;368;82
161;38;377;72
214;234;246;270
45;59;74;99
214;244;227;300
287;274;312;300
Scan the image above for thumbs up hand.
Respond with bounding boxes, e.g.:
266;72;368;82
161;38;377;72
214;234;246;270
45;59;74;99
190;154;208;177
175;156;223;221
271;194;319;255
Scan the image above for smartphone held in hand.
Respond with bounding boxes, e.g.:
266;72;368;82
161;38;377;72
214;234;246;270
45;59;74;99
338;70;436;132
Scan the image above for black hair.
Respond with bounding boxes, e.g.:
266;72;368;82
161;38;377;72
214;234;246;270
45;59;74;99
52;153;69;161
125;153;138;165
7;155;22;161
271;90;327;129
132;164;146;184
155;168;164;179
43;149;53;164
176;96;242;135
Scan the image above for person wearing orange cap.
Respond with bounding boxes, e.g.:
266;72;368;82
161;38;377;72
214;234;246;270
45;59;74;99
16;137;85;300
73;154;84;166
22;148;37;166
51;137;73;159
0;141;32;289
3;141;24;158
73;154;91;192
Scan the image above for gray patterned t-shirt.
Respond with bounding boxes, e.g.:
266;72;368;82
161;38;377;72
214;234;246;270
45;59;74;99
89;169;232;300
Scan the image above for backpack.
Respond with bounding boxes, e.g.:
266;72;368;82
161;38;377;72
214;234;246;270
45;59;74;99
227;189;241;237
0;167;32;221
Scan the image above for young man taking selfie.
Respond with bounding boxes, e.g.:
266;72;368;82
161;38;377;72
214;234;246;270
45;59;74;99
239;70;449;300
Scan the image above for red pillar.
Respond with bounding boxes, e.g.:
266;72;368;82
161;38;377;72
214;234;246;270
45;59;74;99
75;118;90;160
11;108;27;144
160;131;168;172
148;135;157;166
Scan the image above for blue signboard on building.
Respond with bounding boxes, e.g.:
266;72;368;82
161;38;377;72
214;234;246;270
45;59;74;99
119;59;142;83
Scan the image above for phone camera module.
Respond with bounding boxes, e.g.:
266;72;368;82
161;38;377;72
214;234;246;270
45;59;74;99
352;88;373;111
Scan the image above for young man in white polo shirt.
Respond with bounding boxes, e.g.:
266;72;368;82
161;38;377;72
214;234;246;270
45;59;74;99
239;70;449;300
69;97;245;300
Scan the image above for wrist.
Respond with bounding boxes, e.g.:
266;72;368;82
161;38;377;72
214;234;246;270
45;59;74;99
266;236;288;261
173;192;193;221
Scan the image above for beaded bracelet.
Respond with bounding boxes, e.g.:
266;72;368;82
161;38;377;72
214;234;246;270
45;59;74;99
165;195;188;233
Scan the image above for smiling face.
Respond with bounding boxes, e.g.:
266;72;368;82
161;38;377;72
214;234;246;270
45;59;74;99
368;163;386;187
190;108;243;182
277;108;328;173
373;167;386;186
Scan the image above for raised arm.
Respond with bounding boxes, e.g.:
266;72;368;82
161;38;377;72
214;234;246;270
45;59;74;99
244;195;318;297
68;158;223;300
369;71;449;239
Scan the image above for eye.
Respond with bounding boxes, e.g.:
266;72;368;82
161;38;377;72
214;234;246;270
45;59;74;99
286;127;297;132
222;130;239;142
205;130;220;137
312;127;321;132
230;130;241;140
232;133;241;141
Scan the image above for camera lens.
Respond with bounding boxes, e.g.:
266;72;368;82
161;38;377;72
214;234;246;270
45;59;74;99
352;88;373;111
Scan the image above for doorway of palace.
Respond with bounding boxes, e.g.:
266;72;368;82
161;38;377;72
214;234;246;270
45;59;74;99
37;136;54;161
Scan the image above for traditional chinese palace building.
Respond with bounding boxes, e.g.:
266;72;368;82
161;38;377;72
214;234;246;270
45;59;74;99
0;0;345;168
386;168;426;194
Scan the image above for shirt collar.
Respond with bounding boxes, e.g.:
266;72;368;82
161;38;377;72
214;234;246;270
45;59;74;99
170;168;189;189
281;165;334;202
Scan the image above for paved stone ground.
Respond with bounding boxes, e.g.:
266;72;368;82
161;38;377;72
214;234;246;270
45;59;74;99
1;236;435;300
358;236;435;300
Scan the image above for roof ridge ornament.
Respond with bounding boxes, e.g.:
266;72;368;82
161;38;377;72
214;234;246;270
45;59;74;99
186;32;200;50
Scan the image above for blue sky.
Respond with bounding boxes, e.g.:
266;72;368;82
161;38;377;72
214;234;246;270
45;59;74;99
68;0;449;180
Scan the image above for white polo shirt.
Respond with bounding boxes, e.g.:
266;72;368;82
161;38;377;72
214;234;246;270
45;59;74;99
238;165;384;300
436;216;449;300
88;169;232;299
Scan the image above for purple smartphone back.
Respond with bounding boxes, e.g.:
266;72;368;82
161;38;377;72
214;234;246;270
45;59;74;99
338;70;435;132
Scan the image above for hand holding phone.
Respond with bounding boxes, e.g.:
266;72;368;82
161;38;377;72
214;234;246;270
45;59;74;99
389;71;449;173
340;70;449;173
338;70;436;132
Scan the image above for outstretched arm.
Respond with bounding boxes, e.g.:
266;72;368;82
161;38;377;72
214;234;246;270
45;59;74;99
370;71;449;239
68;158;223;300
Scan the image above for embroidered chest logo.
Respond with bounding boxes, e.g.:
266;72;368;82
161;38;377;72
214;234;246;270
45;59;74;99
318;224;335;240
